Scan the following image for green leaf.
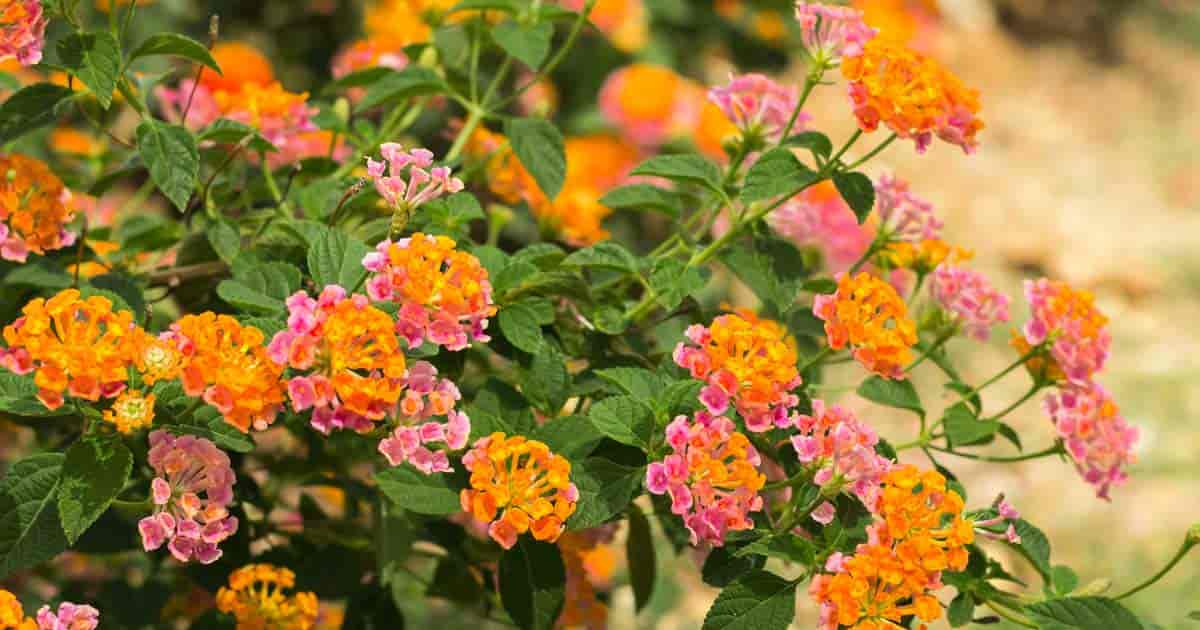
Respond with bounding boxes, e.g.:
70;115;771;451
1013;519;1053;578
947;592;974;627
57;31;121;108
207;219;241;266
377;499;414;575
308;228;371;292
783;131;832;159
0;453;68;579
594;367;663;402
701;570;797;630
568;458;643;529
198;118;277;153
598;183;684;216
374;466;461;515
57;436;132;545
505;117;566;200
732;535;815;565
631;154;721;192
492;21;553;68
562;242;639;273
741;148;818;202
498;301;545;353
626;504;656;612
832;171;875;224
217;259;302;315
499;539;566;630
162;406;256;453
217;280;285;315
704;545;765;587
0;83;74;144
0;373;71;417
649;258;707;311
588;395;653;448
719;236;808;312
450;0;520;15
358;66;447;110
856;376;923;417
129;33;221;73
1049;565;1080;596
531;415;603;460
522;349;570;413
656;379;704;418
136;120;199;212
4;260;72;289
943;403;1000;447
1024;597;1144;630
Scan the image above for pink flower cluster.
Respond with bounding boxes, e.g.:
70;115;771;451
973;496;1022;544
769;183;872;272
378;361;471;474
644;412;765;547
874;173;941;242
366;144;465;212
930;264;1011;341
35;602;99;630
138;431;238;565
1021;278;1112;385
787;399;892;506
795;2;876;64
707;74;803;142
0;1;47;66
1044;383;1139;500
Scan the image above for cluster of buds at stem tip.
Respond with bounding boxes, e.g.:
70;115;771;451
972;494;1022;544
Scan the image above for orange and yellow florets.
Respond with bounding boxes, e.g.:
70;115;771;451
102;389;155;434
216;564;319;630
459;433;579;550
0;153;77;263
813;272;917;379
881;238;971;273
167;313;286;433
0;289;140;410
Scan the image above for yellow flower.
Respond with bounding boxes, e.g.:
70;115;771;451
102;389;155;433
216;564;319;630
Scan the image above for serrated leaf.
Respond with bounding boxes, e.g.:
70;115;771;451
198;118;277;153
4;260;72;289
137;120;199;212
163;409;256;452
0;373;72;417
57;31;121;108
631;154;721;192
857;376;923;417
594;367;663;402
649;258;707;311
531;415;603;460
832;171;875;224
374;466;461;515
701;570;796;630
948;592;974;627
129;33;221;73
656;379;704;418
522;350;570;413
506;117;566;200
358;66;446;110
207;219;241;265
943;402;1000;447
598;183;684;216
732;535;815;565
567;458;643;529
704;545;766;587
499;539;565;630
783;131;832;159
562;242;639;273
626;504;656;612
1024;597;1144;630
0;83;74;144
587;395;653;448
498;301;545;353
741;148;818;202
217;280;285;315
57;436;132;544
308;228;371;292
492;21;553;68
0;453;68;579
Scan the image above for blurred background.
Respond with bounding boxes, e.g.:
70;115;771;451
4;0;1200;627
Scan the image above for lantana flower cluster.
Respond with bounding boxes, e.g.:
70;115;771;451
673;310;803;432
215;564;319;630
138;430;239;565
795;2;877;65
1043;382;1139;500
788;399;892;507
1018;278;1111;385
770;181;872;273
813;272;918;379
377;361;470;474
366;144;465;223
0;0;47;66
0;154;77;263
929;264;1011;340
0;589;99;630
707;73;801;144
645;411;766;546
459;433;579;549
363;232;496;351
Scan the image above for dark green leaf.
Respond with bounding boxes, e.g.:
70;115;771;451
948;592;974;627
308;228;371;292
0;83;74;144
594;367;663;402
499;539;565;630
207;219;241;266
626;504;656;612
832;171;875;224
588;395;653;448
857;376;923;417
598;183;685;216
216;280;285;315
136;120;199;212
701;570;796;630
522;349;570;413
491;21;553;68
531;415;603;460
359;66;446;110
783;131;832;159
505;117;566;200
649;258;707;311
198;119;277;153
0;453;68;579
943;403;1000;447
0;373;72;417
57;436;132;544
129;33;221;73
567;458;643;529
57;31;121;108
163;408;256;453
741;148;818;202
1024;597;1144;630
562;242;639;273
656;379;704;418
1050;565;1080;596
631;154;721;192
703;544;765;587
732;535;815;565
374;466;461;515
498;301;545;353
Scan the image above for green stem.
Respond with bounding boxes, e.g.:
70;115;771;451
797;347;834;373
445;106;486;163
927;442;1063;463
906;329;953;372
847;237;883;275
947;346;1043;411
779;73;820;141
1114;538;1197;600
262;159;282;203
828;129;863;166
844;133;897;171
983;383;1043;422
762;472;809;492
984;600;1037;629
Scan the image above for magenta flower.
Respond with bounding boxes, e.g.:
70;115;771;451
930;264;1011;341
769;182;873;272
366;144;464;212
34;602;99;630
794;3;876;66
874;173;941;242
787;399;892;507
974;496;1022;543
378;361;471;474
707;74;803;142
0;1;47;66
1020;278;1112;385
137;431;238;565
1044;382;1139;500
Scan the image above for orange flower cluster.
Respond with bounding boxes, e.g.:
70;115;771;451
813;272;918;379
842;39;983;154
168;313;287;433
881;238;971;273
0;153;76;263
215;564;319;630
811;466;973;630
459;433;579;550
0;289;141;410
0;589;33;630
102;389;155;434
466;129;638;246
854;0;941;50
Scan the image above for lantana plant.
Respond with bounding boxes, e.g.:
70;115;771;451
0;1;1190;629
